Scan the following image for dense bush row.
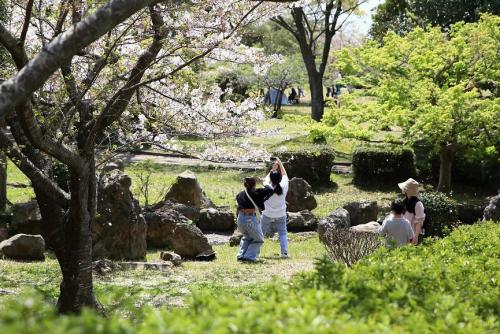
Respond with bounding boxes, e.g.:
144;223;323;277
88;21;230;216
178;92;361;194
273;146;335;187
352;145;417;186
0;222;498;333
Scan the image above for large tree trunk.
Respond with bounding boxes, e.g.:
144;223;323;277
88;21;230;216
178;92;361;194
57;158;99;314
309;73;324;121
0;152;6;211
437;145;454;193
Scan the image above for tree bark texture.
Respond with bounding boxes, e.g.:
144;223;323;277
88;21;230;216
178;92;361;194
57;161;99;314
437;145;453;193
308;73;324;122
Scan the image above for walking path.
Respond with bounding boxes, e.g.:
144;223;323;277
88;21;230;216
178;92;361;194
119;152;266;171
118;152;352;173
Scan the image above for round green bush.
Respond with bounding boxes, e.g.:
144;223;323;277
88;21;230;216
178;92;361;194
420;191;459;237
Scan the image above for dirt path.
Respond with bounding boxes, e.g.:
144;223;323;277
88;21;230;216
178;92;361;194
119;152;265;171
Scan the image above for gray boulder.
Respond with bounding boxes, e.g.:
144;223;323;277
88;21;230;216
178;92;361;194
286;178;317;212
350;221;381;234
0;234;45;261
196;207;235;232
483;194;500;222
164;170;214;208
318;208;350;243
11;201;42;235
287;210;318;232
102;160;124;173
93;170;147;260
160;251;182;266
343;201;378;226
151;200;201;222
144;207;215;260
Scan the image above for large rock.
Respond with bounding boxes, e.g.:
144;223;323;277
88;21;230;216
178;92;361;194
0;234;45;261
286;178;317;212
318;208;350;243
342;201;378;226
287;210;318;232
93;170;147;260
350;221;380;234
164;170;213;208
196;207;235;232
151;200;201;222
144;207;215;260
11;201;42;235
483;194;500;222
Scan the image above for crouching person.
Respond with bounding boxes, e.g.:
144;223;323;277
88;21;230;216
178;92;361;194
235;177;274;262
379;199;415;248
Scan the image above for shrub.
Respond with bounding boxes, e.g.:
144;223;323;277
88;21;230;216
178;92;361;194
352;145;416;186
321;228;382;267
419;191;459;237
272;146;335;187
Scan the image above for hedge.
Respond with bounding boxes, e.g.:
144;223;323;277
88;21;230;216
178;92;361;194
352;145;416;186
272;145;335;187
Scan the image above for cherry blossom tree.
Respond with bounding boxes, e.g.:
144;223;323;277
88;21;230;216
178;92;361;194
0;0;294;313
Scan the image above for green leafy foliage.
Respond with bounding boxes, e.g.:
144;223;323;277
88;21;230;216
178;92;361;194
352;145;416;186
370;0;500;40
328;15;500;191
419;191;459;237
0;223;498;333
272;145;335;187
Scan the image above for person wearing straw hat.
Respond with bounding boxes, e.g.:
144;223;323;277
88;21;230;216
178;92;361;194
398;178;426;244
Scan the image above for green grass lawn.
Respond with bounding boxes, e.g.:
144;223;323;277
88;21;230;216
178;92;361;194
5;160;34;207
0;235;325;309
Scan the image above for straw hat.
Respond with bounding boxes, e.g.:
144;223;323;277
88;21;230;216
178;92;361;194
398;178;420;197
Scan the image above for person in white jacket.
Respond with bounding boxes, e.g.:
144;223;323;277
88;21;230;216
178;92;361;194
261;158;289;258
398;178;426;244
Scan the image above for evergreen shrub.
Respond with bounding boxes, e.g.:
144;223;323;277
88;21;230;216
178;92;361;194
352;145;416;186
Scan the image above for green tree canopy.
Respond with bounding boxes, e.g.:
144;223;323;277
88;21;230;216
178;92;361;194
318;14;499;192
370;0;500;40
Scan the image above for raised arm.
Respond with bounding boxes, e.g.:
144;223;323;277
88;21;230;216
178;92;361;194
276;158;287;176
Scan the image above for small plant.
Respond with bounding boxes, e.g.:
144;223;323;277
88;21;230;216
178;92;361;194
321;228;382;267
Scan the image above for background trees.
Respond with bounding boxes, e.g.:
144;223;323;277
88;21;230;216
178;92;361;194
0;0;282;313
370;0;500;40
271;0;366;121
319;15;499;192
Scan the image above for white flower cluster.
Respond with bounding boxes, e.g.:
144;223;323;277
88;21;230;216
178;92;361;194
200;141;270;162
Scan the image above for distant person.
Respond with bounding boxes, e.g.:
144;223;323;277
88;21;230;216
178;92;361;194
262;158;290;258
335;72;342;96
288;88;298;104
264;90;271;104
379;199;415;248
326;86;333;97
235;177;275;262
298;87;305;97
398;178;426;244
